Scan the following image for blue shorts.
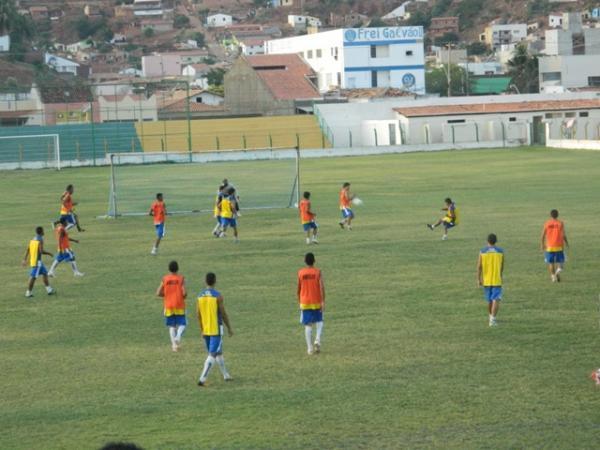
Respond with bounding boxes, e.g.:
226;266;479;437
204;335;223;354
215;216;221;222
483;286;502;302
60;214;76;225
155;223;165;238
303;221;318;231
165;314;186;327
220;217;237;228
29;263;48;278
545;251;565;264
300;309;323;325
341;208;354;219
55;249;75;262
442;221;456;229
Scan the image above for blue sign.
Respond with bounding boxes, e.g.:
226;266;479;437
402;73;416;87
343;27;423;43
592;8;600;18
344;29;358;42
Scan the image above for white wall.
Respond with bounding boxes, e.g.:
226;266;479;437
539;54;600;90
207;14;232;28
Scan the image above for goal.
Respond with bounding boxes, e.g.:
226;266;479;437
0;134;61;169
105;149;300;218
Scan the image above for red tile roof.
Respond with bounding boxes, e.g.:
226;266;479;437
245;54;320;101
393;99;600;117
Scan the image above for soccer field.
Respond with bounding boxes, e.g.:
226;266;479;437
1;147;599;449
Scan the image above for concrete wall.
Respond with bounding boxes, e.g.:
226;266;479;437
224;58;294;116
539;54;600;90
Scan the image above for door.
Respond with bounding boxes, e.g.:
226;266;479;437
533;116;545;145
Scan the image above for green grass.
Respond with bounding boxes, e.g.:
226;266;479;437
1;147;599;449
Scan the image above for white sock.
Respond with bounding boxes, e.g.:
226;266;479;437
168;327;177;346
304;326;313;352
49;260;59;273
71;261;80;273
215;355;230;378
45;285;53;293
175;325;186;342
315;321;323;344
26;290;32;296
212;223;220;233
200;355;216;382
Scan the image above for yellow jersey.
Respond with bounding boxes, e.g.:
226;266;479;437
480;246;504;286
28;236;42;268
197;288;222;336
220;196;234;219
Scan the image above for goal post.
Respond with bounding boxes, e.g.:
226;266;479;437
0;134;61;169
105;148;300;218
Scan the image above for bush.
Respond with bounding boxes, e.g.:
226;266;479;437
174;14;191;29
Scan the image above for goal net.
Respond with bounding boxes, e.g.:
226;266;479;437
106;150;300;217
0;134;61;169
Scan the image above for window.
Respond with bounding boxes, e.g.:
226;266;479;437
371;70;377;87
196;97;203;103
579;112;589;117
565;112;576;118
447;119;466;124
509;117;517;122
542;72;561;82
588;76;600;87
307;50;313;59
337;72;341;86
370;45;389;58
405;50;413;56
316;49;322;58
544;113;563;119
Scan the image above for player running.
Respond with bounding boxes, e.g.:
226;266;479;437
53;184;85;232
338;182;355;230
218;187;239;243
541;209;569;282
427;197;459;240
22;226;55;298
477;233;504;327
149;193;166;255
197;272;233;386
48;217;84;277
297;252;325;355
156;261;187;352
299;191;318;245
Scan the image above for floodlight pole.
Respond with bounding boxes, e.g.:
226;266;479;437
295;145;301;207
186;80;192;161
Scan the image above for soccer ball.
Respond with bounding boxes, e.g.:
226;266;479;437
294;202;298;208
591;368;600;385
352;197;363;206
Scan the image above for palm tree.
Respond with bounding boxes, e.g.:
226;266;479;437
507;44;539;94
0;0;17;35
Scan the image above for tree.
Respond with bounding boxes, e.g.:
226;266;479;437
433;32;459;47
406;10;431;29
431;0;453;17
0;0;17;35
143;27;155;38
426;65;468;97
173;14;190;29
467;41;489;56
507;43;539;93
206;68;226;86
368;17;386;28
190;32;205;47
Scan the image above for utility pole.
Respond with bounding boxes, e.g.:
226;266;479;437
446;43;453;97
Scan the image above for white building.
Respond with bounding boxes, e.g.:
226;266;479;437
481;23;527;50
45;53;80;76
287;15;322;29
549;13;563;28
382;1;412;20
0;35;10;52
266;27;425;93
207;14;232;28
459;62;504;76
133;0;163;17
539;12;600;91
239;39;265;56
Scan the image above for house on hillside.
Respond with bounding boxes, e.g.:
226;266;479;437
158;90;225;120
207;14;233;28
239;38;266;56
29;6;49;21
182;63;210;88
0;83;43;126
45;53;90;78
480;22;527;50
383;2;412;21
429;17;459;38
84;4;102;18
288;15;322;29
329;12;368;28
224;54;321;116
39;85;99;125
98;93;158;122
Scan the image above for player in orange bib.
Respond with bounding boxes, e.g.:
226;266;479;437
22;226;55;298
299;191;318;245
53;184;85;232
156;260;187;352
149;193;166;255
541;209;569;282
297;252;325;355
48;217;84;277
338;182;355;230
